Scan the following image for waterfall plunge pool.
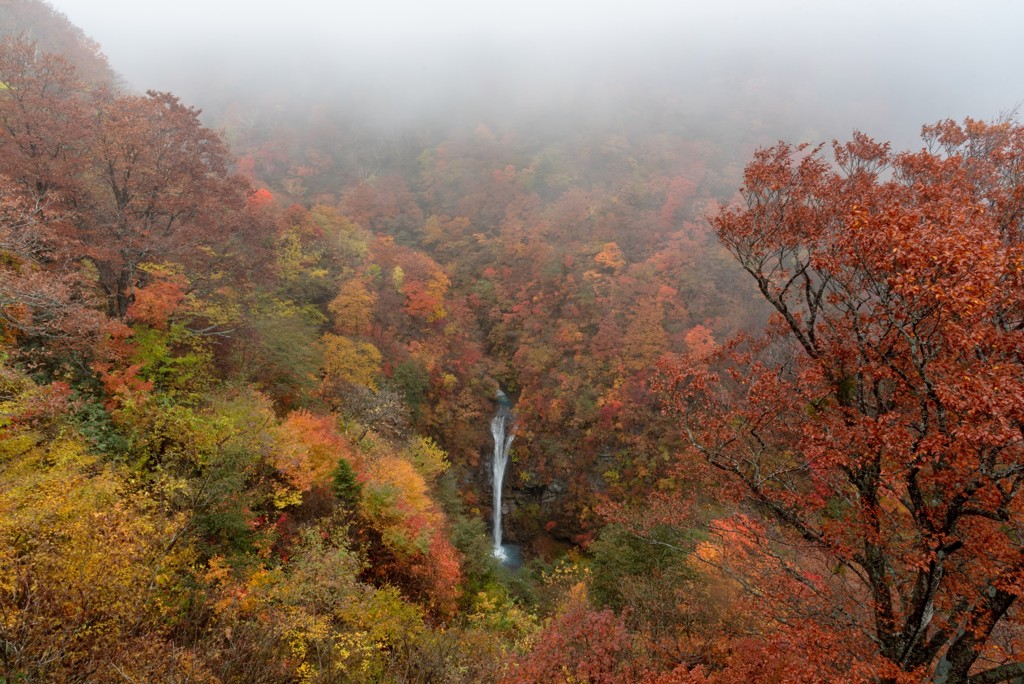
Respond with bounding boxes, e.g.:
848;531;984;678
494;543;524;569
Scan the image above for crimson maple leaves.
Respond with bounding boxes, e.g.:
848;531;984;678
665;120;1024;682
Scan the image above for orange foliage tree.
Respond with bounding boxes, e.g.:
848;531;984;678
274;409;359;508
664;119;1024;682
359;438;462;617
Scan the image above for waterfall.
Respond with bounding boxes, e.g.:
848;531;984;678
491;391;515;560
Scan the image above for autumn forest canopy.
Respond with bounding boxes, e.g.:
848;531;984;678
2;0;1024;682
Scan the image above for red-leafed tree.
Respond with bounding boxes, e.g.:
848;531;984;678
0;176;103;347
0;38;249;319
0;36;92;200
664;119;1024;682
0;2;116;85
83;90;247;317
503;589;640;684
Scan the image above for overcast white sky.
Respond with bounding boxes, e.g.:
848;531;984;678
40;0;1024;143
48;0;824;41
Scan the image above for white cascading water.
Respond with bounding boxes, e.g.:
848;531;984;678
491;392;515;560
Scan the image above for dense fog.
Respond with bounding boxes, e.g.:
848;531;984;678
46;0;1024;147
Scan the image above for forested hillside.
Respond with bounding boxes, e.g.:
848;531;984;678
2;1;1024;682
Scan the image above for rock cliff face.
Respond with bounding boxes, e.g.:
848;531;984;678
480;454;579;550
482;388;594;549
